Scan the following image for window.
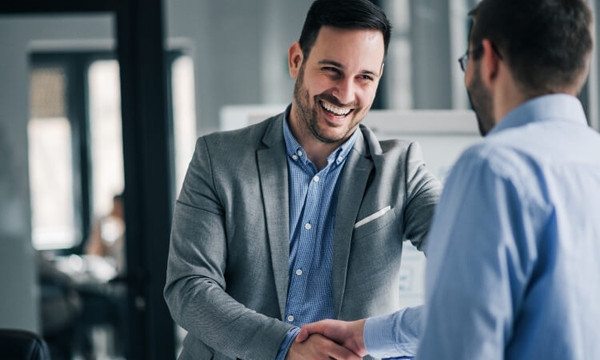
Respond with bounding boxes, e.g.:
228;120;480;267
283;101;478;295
28;51;196;250
29;65;80;249
88;59;124;218
171;54;197;194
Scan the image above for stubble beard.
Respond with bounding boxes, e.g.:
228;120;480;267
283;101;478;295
468;63;495;137
292;64;362;144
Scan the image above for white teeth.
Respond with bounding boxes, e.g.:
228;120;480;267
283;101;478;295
321;101;351;116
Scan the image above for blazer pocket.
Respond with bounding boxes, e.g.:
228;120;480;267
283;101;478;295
354;205;392;229
352;205;396;240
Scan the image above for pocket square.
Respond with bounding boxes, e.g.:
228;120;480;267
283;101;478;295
354;205;392;229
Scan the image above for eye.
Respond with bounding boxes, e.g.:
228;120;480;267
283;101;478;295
359;74;374;81
323;67;341;76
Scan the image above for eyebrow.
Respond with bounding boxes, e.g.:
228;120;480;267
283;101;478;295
318;59;380;78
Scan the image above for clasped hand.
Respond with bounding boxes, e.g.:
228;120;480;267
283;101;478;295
286;319;367;360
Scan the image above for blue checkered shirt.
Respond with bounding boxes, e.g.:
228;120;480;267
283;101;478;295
275;107;358;359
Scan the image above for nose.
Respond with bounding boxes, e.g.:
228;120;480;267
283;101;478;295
332;78;355;105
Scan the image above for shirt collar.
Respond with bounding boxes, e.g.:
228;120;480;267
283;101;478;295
489;94;588;136
282;104;358;167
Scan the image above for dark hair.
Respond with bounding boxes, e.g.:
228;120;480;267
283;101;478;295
469;0;593;94
113;192;124;202
298;0;392;58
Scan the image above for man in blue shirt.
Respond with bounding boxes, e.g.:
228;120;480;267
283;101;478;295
164;0;441;359
297;0;600;359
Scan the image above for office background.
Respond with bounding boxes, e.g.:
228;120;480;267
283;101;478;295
1;0;598;359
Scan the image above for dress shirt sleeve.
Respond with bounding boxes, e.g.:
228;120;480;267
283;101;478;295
416;149;542;360
364;306;423;358
275;327;301;360
164;137;293;360
402;141;442;253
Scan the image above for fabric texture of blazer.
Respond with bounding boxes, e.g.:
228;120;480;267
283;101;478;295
164;113;442;360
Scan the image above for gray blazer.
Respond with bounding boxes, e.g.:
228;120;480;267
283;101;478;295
164;114;441;360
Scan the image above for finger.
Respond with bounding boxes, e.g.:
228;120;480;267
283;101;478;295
328;342;362;360
296;327;309;342
296;322;323;342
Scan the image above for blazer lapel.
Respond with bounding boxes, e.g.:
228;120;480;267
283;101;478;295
257;115;290;319
332;129;372;317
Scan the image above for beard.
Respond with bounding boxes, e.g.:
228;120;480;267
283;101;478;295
292;64;364;144
467;63;495;137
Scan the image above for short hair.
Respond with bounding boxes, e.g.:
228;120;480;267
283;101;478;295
113;192;124;203
469;0;594;94
298;0;392;59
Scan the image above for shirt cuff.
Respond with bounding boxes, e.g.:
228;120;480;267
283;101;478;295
275;327;301;360
364;306;423;359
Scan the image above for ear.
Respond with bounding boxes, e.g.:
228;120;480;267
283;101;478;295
479;39;501;86
379;62;385;77
288;42;304;79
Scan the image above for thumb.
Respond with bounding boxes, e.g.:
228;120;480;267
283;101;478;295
295;324;315;343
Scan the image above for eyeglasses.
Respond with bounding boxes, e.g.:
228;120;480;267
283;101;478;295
458;45;483;72
458;43;503;72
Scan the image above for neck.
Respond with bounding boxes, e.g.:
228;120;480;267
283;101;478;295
493;74;531;124
288;109;343;171
307;143;339;170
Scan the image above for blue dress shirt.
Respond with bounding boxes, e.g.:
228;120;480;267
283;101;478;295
364;306;423;359
364;94;600;359
276;107;358;359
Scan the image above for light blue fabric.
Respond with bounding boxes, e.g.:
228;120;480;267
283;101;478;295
364;94;600;360
276;107;358;360
365;306;423;359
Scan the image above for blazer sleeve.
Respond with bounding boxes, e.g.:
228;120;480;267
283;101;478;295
163;137;293;360
402;141;442;254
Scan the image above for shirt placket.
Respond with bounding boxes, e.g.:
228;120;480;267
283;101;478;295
286;166;328;326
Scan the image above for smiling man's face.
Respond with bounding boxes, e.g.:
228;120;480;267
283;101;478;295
289;26;384;146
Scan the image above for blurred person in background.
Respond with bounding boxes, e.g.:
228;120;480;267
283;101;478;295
86;192;125;275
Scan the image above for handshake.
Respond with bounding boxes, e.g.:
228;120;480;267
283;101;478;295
287;307;422;359
287;319;368;360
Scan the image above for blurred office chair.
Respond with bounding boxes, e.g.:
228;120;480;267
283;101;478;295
0;329;51;360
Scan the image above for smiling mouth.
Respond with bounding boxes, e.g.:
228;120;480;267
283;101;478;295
320;100;353;117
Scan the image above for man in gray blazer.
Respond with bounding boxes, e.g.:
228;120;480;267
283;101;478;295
164;0;441;359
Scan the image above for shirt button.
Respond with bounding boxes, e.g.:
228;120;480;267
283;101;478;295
337;156;343;162
287;315;294;322
304;223;312;230
295;269;303;276
297;150;303;157
292;155;298;161
313;175;320;182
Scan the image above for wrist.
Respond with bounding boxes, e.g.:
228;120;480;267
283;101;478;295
352;319;367;355
276;327;300;360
